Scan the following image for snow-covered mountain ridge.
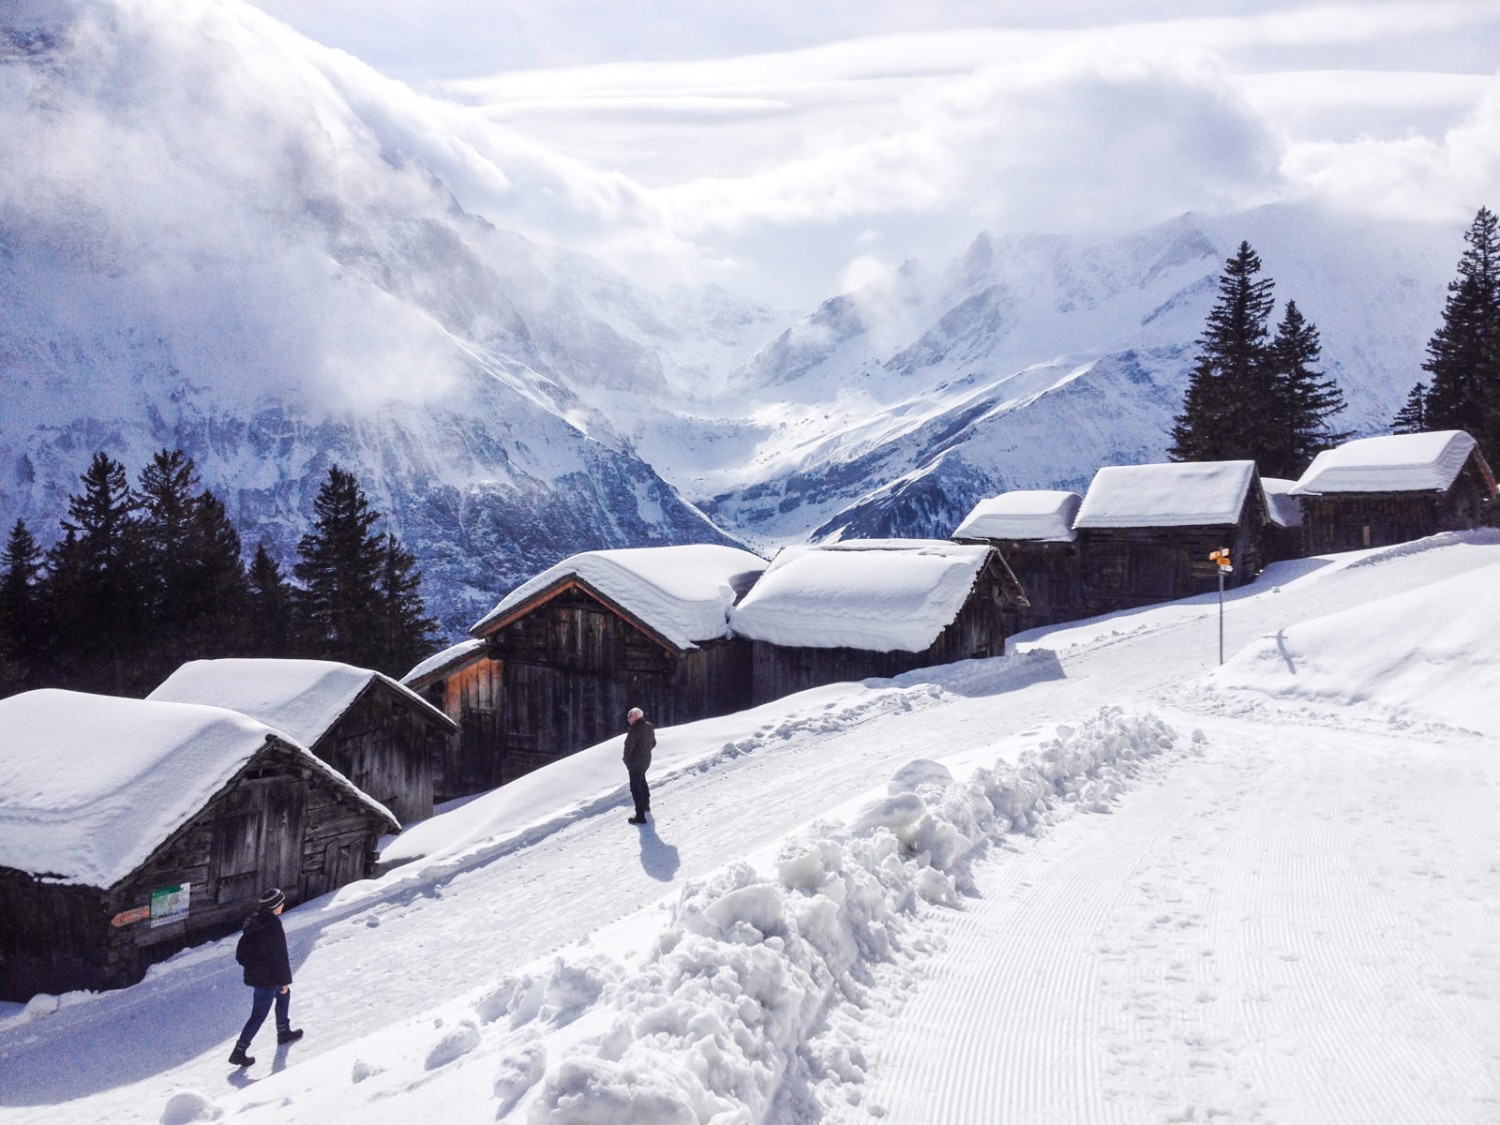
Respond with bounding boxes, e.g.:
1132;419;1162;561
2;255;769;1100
0;0;1466;636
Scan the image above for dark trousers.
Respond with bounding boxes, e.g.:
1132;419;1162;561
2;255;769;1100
238;985;291;1048
628;769;650;816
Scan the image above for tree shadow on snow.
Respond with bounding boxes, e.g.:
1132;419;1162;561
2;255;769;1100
637;820;681;882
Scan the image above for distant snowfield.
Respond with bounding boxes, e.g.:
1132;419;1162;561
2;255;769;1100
2;532;1498;1124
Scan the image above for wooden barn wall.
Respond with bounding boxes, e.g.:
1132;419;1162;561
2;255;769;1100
1299;463;1493;554
455;590;753;790
1000;542;1086;630
1077;509;1262;618
418;655;505;802
310;688;439;825
748;565;1009;706
0;742;388;1002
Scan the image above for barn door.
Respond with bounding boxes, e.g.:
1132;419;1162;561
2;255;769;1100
211;778;307;905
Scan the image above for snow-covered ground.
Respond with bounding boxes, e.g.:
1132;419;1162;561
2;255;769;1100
3;531;1499;1124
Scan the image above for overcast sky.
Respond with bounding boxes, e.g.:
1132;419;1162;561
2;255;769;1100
247;0;1500;306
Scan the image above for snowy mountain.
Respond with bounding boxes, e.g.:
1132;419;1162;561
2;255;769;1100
0;0;1469;637
3;530;1497;1122
0;0;778;635
690;207;1458;545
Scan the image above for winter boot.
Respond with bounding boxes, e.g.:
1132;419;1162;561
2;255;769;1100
278;1027;304;1045
229;1045;255;1067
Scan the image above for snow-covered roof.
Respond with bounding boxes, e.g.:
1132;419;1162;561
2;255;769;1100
1260;477;1304;529
953;490;1081;543
1289;430;1483;496
729;540;995;653
403;638;488;688
149;658;456;745
0;689;397;888
1074;460;1259;528
471;545;768;651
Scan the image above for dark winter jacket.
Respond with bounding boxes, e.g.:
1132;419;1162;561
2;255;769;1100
623;718;655;773
235;908;293;989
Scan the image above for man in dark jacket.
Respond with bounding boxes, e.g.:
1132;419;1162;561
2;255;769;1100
623;706;655;825
229;887;302;1067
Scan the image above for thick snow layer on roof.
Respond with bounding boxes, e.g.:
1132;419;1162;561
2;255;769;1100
1289;430;1480;495
1074;460;1257;528
0;690;392;888
1260;477;1304;528
150;658;454;744
729;540;992;652
471;545;768;650
403;639;487;687
953;490;1081;542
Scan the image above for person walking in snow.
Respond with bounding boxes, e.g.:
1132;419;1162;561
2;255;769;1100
229;887;303;1067
623;706;655;825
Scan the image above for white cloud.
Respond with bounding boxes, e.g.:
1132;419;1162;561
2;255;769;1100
141;2;1500;305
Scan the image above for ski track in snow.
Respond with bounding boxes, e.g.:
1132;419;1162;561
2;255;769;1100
2;533;1499;1123
864;707;1500;1125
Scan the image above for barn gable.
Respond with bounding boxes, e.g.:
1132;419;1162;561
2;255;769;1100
402;545;767;797
150;659;457;825
0;690;396;1001
471;545;768;651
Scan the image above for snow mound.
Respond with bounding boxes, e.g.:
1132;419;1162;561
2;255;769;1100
463;706;1180;1121
1205;560;1500;736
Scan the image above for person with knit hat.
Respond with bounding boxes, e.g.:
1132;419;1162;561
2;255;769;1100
229;887;302;1067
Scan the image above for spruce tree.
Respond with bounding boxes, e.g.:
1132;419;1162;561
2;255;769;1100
0;519;45;694
46;452;146;692
375;532;440;675
295;465;432;674
245;542;298;657
1391;382;1428;434
1422;206;1500;454
136;450;249;682
1169;241;1277;463
1266;300;1348;477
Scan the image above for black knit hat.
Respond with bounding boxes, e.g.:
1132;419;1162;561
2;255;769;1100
258;887;286;911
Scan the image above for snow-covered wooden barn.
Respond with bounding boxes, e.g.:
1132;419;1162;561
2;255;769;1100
729;540;1025;705
1288;430;1497;553
0;690;397;1001
1072;460;1268;615
413;545;767;793
1259;477;1307;563
952;490;1080;629
402;639;496;803
150;659;456;825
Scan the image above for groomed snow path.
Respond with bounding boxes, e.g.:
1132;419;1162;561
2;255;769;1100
865;713;1500;1125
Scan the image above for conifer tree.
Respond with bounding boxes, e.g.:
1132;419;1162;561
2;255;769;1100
1265;300;1348;477
1422;206;1500;454
1169;242;1277;463
135;450;249;683
245;542;298;657
46;452;146;691
0;519;45;694
294;465;433;675
375;532;440;675
1391;382;1428;434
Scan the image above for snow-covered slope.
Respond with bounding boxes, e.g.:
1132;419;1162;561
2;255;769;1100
0;0;777;635
2;532;1496;1123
